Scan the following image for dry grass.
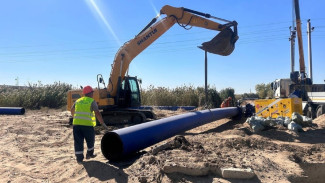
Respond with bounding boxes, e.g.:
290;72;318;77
0;82;71;109
141;85;229;108
1;82;240;109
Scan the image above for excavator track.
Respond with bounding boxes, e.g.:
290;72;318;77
68;109;156;126
101;109;155;125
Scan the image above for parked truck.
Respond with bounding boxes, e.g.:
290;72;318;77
255;0;325;119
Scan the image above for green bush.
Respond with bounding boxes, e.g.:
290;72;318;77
255;83;273;99
0;82;72;109
0;82;244;109
141;85;223;108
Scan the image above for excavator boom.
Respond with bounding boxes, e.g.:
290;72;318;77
67;5;238;124
108;5;238;97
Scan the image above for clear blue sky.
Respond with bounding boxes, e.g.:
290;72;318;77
1;0;324;94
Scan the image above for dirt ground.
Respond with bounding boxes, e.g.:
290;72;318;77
0;108;324;183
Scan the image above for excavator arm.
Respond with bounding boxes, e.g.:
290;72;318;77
294;0;306;79
67;5;238;122
108;5;238;97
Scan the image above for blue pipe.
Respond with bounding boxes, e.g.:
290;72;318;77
101;107;241;160
0;107;25;115
131;106;196;111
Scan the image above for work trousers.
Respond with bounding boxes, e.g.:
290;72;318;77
73;125;95;161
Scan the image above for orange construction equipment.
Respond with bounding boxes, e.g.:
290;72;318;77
67;5;238;124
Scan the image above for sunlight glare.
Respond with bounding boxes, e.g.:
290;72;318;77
87;0;121;46
149;1;161;20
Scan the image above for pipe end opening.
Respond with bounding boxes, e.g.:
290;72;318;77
101;132;123;160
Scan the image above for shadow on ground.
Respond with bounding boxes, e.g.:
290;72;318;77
107;151;147;169
82;160;128;182
288;163;325;183
183;118;247;136
183;117;325;145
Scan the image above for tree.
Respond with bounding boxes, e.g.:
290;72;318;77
241;93;259;99
255;83;273;99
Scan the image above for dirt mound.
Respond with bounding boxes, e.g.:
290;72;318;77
313;114;325;128
0;109;324;182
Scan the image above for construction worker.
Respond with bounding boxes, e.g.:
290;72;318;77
220;97;232;108
71;85;105;164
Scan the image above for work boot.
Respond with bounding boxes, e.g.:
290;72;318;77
86;154;97;159
76;154;84;164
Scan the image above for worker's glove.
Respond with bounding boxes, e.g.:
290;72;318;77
101;122;110;131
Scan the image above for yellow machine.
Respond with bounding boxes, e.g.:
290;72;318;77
67;5;238;123
258;0;325;119
255;98;302;118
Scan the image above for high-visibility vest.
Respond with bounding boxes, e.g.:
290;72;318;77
73;97;96;127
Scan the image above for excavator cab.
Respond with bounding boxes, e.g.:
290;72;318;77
118;76;141;108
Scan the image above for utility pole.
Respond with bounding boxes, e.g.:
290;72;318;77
290;0;296;73
204;50;208;105
289;26;296;73
307;19;314;84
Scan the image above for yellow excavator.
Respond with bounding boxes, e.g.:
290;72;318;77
67;5;238;124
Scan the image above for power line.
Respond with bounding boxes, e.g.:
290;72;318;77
0;36;297;63
2;33;324;62
0;33;285;56
1;21;325;63
0;24;303;50
1;22;323;51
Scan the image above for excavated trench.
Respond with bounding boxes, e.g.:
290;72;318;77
288;163;325;183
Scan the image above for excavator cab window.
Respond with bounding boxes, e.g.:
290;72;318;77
128;78;141;107
118;77;141;108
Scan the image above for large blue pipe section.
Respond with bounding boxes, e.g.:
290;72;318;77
131;106;196;111
101;107;240;160
0;107;25;115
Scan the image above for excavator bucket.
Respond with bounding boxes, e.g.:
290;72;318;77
199;27;238;56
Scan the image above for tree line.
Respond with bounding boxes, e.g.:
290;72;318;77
0;82;273;109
